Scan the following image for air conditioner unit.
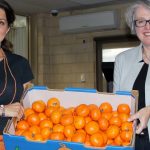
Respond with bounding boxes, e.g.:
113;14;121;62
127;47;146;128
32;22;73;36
59;10;119;33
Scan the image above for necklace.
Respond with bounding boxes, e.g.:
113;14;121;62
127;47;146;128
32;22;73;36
0;56;7;96
0;50;16;104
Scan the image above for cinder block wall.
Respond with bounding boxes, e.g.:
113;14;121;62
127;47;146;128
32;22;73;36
30;3;130;90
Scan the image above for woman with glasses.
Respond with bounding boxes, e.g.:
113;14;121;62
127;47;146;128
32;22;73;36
113;0;150;149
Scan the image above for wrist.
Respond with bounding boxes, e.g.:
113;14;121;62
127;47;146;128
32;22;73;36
0;105;5;117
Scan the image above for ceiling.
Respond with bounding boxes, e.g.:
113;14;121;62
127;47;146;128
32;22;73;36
6;0;137;16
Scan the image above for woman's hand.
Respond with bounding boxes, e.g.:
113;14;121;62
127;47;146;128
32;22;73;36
23;82;33;91
4;102;24;120
128;106;150;134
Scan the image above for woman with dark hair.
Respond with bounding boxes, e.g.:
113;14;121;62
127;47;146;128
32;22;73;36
0;0;34;149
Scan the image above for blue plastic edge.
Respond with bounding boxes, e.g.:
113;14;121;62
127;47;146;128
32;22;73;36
64;87;97;93
28;86;48;91
3;133;134;150
115;91;131;96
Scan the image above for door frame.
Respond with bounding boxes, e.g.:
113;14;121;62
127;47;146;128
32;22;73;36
94;35;139;92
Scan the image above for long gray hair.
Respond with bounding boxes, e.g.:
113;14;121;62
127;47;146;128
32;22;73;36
125;0;150;34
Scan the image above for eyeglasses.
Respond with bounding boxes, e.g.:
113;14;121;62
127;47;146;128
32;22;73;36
134;19;150;27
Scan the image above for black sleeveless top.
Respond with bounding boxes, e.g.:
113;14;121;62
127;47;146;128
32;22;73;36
0;50;34;134
132;61;150;149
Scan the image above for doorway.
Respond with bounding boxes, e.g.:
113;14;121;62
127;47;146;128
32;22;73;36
95;35;140;92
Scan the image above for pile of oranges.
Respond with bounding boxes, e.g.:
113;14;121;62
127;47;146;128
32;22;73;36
15;98;133;147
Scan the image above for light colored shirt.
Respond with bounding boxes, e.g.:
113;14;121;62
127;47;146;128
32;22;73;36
113;43;150;139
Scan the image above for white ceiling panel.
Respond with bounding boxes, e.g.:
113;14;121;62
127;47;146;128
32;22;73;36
5;0;137;16
70;0;115;5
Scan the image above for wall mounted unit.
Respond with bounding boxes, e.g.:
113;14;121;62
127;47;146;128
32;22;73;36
59;11;119;33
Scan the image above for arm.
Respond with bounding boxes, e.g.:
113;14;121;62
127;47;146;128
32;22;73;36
128;106;150;134
0;82;32;119
0;58;33;119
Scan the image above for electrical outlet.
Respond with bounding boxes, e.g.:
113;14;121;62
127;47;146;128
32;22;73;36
80;73;86;82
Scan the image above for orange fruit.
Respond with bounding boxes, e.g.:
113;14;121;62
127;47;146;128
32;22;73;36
32;100;46;113
119;113;129;123
75;104;90;117
16;120;29;130
39;119;53;129
50;132;65;140
76;129;86;136
34;134;43;141
101;112;112;120
24;108;35;119
111;111;119;117
27;113;40;126
0;135;3;140
114;135;122;146
50;110;62;124
58;145;71;150
90;133;104;147
66;137;72;142
98;117;109;131
120;131;132;142
85;121;99;135
85;116;92;124
117;104;130;115
64;125;76;138
88;104;99;111
106;125;120;139
41;127;52;140
74;116;85;129
107;139;114;145
109;116;122;127
99;102;112;113
85;139;92;146
60;114;74;126
100;131;108;146
71;132;86;143
22;130;34;141
45;106;57;117
121;121;133;132
62;107;75;115
47;97;60;108
90;108;101;121
53;124;64;133
38;112;47;121
29;125;41;135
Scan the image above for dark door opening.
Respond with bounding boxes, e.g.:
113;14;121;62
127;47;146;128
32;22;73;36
102;62;114;92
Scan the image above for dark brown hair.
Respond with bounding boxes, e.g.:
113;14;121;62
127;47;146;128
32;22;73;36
0;0;15;51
